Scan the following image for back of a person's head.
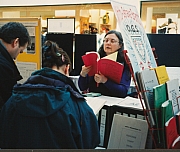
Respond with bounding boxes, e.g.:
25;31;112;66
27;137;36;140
42;40;72;71
0;22;31;47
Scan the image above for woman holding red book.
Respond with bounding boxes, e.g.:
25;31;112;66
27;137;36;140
78;30;131;98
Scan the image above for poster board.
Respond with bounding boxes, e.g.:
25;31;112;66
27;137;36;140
156;18;168;34
157;17;178;34
110;0;157;74
47;18;75;34
0;18;41;83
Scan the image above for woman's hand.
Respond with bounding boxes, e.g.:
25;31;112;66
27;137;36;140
94;72;107;84
80;65;91;77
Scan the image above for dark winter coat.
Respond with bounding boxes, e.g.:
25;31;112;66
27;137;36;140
0;68;100;149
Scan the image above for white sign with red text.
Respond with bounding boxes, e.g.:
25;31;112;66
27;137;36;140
111;0;157;73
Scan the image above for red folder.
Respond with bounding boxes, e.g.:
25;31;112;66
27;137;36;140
165;117;179;149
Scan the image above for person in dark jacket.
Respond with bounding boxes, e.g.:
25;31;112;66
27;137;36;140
0;22;30;107
0;40;100;149
78;30;131;98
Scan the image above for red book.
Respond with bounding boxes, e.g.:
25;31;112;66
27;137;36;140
165;116;179;149
175;111;180;134
82;52;99;77
82;51;124;84
171;136;180;149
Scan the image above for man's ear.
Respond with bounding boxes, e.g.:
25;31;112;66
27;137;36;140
12;38;19;48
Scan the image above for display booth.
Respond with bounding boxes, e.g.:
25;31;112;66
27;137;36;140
147;34;180;67
74;34;97;75
46;33;74;71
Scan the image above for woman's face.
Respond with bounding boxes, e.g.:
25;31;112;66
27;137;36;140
103;33;122;55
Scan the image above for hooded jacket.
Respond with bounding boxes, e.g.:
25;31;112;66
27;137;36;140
0;68;100;149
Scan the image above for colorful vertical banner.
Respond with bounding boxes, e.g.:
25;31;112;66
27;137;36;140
110;0;157;74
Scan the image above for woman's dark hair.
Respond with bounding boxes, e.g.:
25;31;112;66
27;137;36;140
98;30;125;63
42;40;72;72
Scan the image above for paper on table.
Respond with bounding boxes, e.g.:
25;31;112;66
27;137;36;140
115;96;145;110
98;95;124;106
85;97;106;115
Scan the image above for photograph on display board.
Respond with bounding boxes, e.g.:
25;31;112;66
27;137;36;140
157;18;178;34
157;13;178;34
26;27;36;54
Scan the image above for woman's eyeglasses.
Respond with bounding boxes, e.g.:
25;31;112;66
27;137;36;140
103;38;119;44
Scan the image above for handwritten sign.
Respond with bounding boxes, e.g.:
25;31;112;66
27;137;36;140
110;0;157;73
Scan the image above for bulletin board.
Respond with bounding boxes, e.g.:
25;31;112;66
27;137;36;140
0;18;41;83
47;18;75;34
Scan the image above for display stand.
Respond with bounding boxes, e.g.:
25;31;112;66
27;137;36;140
123;49;159;149
124;48;180;149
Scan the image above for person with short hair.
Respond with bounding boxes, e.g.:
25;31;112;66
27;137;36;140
0;40;100;149
0;22;31;107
